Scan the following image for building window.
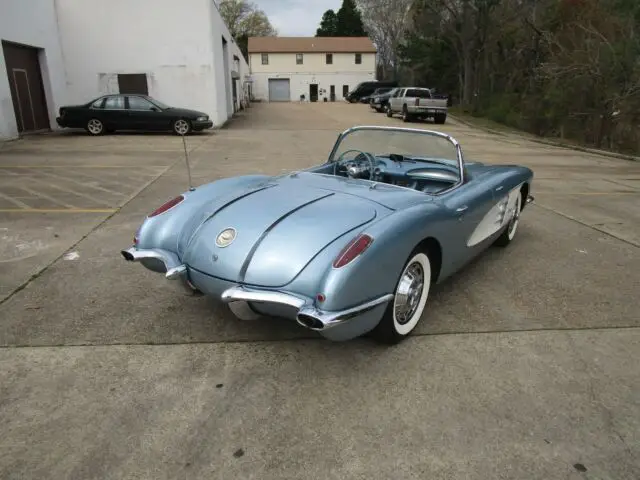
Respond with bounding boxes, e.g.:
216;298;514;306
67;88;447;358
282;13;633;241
355;53;362;64
262;53;269;65
343;85;349;97
296;53;303;64
326;53;333;64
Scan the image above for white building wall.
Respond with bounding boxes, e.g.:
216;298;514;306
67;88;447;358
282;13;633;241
0;0;68;139
248;52;376;102
250;72;375;102
55;0;222;124
250;52;376;74
55;0;249;127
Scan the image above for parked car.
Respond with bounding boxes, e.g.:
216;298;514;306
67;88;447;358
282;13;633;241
345;81;398;103
369;87;400;112
121;125;535;344
386;87;448;123
56;94;213;136
359;87;394;104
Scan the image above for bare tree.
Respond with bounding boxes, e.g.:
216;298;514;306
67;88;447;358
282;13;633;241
218;0;277;59
357;0;414;80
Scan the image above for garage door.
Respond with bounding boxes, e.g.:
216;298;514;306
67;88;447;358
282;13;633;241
268;79;290;102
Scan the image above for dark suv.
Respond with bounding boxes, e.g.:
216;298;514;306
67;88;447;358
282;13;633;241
345;81;398;103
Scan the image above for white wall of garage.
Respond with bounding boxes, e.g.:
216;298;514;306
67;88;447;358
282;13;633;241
55;0;249;128
250;72;376;102
0;0;68;139
0;0;250;140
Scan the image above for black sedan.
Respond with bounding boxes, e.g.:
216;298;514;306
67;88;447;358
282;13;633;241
56;94;213;135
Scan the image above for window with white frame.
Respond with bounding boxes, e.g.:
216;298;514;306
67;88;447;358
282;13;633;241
296;53;303;64
261;53;269;65
355;53;362;64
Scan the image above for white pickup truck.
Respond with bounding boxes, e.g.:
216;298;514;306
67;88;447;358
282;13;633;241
386;87;448;124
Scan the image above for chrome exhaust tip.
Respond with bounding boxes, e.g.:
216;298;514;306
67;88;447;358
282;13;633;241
296;313;325;331
121;249;135;261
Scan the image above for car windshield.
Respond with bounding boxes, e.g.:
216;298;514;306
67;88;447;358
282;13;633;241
329;127;460;169
147;97;170;109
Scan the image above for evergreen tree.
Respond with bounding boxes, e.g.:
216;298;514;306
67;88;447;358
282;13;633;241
336;0;366;36
315;0;366;37
316;10;338;36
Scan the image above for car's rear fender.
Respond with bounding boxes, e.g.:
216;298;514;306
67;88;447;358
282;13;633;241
135;175;271;253
287;201;451;312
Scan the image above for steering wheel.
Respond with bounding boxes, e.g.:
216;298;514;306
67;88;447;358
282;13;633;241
333;149;377;180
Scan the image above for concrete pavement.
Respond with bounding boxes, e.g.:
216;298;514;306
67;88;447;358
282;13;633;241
0;102;638;479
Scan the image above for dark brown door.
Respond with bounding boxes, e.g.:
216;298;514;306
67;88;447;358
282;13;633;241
2;41;50;133
117;74;148;95
309;84;318;102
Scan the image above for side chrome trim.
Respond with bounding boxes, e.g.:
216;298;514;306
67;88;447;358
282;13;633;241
221;285;393;331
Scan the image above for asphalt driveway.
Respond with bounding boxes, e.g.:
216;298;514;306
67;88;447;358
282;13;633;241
0;103;638;479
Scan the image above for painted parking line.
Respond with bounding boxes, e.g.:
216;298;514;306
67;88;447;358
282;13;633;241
0;165;170;169
0;208;117;213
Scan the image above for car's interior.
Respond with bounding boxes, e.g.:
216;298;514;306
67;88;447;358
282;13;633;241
310;151;463;195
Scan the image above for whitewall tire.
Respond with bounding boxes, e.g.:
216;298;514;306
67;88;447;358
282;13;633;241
372;251;431;344
228;300;261;321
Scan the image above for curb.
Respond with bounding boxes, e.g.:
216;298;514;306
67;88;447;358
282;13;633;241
450;114;639;162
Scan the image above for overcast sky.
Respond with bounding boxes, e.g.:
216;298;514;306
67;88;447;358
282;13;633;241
253;0;343;36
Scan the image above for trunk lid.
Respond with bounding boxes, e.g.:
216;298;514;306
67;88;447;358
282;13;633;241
182;183;381;287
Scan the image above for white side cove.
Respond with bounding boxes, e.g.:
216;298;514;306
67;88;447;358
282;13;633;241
467;184;523;247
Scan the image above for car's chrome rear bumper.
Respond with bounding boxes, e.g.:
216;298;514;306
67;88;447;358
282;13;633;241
121;247;392;335
121;247;198;292
221;285;393;332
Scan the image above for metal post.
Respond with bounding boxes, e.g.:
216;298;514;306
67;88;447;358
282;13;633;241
181;132;195;191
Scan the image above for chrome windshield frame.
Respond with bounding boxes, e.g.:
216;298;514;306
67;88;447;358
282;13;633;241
326;125;465;194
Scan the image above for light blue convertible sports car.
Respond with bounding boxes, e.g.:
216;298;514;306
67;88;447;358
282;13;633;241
122;126;534;344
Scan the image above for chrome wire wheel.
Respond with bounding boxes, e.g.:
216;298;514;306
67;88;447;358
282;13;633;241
173;119;190;135
392;252;431;335
507;193;522;240
87;118;103;135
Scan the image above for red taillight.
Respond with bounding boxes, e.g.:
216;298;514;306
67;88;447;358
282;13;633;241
333;233;373;268
148;195;184;217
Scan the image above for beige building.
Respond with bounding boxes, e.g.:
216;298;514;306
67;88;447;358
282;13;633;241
247;36;376;102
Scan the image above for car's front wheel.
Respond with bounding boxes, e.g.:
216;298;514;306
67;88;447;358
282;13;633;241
371;249;431;344
86;118;104;136
172;118;191;136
